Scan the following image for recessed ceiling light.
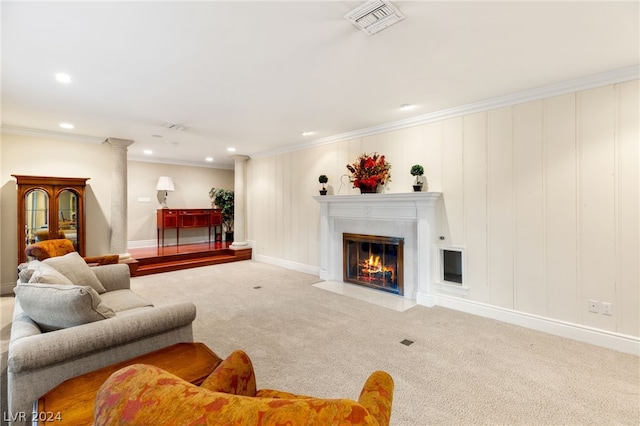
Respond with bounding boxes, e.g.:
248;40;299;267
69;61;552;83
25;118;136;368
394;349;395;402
59;122;74;129
227;147;236;152
400;104;415;111
205;157;213;162
55;73;71;83
302;131;315;136
144;150;153;155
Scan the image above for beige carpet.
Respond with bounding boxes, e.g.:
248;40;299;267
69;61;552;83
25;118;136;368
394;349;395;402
2;260;639;425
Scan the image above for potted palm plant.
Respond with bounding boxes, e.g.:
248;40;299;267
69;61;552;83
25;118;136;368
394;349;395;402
318;175;328;195
410;164;424;192
209;188;234;242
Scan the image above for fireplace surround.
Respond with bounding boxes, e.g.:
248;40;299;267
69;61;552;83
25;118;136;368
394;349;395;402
314;192;442;305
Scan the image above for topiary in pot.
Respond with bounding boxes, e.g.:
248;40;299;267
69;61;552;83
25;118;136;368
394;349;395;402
410;164;425;192
318;175;328;195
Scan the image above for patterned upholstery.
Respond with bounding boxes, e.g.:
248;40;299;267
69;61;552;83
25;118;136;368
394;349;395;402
95;350;394;426
25;239;119;265
26;239;76;260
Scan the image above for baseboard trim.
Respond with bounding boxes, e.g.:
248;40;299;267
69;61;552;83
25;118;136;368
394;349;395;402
435;295;640;356
253;254;320;276
127;239;157;249
220;255;640;355
1;281;16;296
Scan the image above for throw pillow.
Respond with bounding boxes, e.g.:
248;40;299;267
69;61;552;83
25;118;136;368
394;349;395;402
43;252;107;293
14;283;116;332
18;262;36;283
27;261;74;286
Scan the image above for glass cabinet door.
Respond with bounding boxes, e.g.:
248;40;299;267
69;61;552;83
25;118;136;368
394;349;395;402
24;189;49;245
57;189;79;250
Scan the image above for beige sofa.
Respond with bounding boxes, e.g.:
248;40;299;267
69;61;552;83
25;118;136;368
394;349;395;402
7;255;196;425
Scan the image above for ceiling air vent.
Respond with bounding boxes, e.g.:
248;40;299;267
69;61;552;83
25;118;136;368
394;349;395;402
345;0;405;35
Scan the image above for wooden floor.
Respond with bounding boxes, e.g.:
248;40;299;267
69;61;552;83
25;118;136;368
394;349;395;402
128;242;252;276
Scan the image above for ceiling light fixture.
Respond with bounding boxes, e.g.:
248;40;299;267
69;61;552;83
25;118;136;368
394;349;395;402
400;104;415;111
59;122;74;129
55;73;71;83
302;131;315;136
144;150;153;155
205;157;213;162
227;147;236;152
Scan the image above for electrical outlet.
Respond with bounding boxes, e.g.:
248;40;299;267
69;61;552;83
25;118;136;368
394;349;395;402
588;300;600;313
602;302;613;316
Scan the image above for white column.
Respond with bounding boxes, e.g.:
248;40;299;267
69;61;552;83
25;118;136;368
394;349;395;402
230;155;250;249
104;138;134;258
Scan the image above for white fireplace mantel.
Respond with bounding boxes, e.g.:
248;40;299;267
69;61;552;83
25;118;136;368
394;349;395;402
313;192;442;306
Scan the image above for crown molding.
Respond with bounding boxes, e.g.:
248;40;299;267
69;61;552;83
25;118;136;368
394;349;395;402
0;125;105;144
1;126;234;169
251;65;639;159
128;154;234;170
3;66;637;164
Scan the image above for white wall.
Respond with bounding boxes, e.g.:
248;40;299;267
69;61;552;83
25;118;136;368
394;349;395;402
0;135;234;293
0;134;114;292
127;161;233;246
246;80;639;339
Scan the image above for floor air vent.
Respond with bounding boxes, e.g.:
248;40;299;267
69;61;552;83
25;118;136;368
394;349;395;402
345;0;405;35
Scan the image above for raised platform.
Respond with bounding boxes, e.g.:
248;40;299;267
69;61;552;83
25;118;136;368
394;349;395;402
128;242;252;276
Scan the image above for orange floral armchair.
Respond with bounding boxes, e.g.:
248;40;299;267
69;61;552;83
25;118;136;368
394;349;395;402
95;350;394;426
25;239;119;266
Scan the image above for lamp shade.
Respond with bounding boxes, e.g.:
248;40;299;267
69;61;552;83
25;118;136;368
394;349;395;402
155;176;175;192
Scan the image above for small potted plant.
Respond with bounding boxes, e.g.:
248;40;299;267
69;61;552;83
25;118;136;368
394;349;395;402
318;175;328;195
410;164;424;192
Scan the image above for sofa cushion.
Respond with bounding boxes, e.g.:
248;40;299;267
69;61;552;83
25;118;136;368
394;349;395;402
14;283;115;332
100;289;153;313
43;252;107;293
27;261;74;286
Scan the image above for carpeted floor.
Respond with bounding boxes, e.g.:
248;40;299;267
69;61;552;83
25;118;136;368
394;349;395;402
2;260;639;425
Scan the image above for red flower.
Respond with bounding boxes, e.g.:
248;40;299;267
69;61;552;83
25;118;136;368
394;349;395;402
346;152;391;189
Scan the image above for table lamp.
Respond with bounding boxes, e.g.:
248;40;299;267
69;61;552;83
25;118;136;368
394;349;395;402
156;176;175;208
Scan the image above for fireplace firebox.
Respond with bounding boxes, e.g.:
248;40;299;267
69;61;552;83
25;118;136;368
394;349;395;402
343;233;403;295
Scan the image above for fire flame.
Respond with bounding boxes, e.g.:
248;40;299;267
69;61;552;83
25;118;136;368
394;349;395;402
360;255;394;281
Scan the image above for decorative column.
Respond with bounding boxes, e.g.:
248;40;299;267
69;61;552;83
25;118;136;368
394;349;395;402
230;155;250;249
104;138;134;258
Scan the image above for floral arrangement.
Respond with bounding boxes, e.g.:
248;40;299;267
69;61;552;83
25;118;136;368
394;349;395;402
346;152;391;189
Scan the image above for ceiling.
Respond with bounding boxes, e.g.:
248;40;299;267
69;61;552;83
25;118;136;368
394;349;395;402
2;1;638;168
